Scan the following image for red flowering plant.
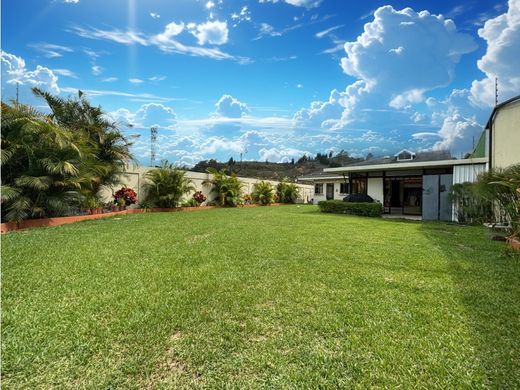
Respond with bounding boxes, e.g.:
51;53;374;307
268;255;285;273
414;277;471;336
113;186;138;206
192;191;207;205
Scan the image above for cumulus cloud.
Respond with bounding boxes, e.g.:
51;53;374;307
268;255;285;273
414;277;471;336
341;6;476;103
215;94;250;118
109;103;177;128
1;51;60;97
258;147;309;162
188;20;229;45
431;114;483;156
150;12;160;19
470;0;520;106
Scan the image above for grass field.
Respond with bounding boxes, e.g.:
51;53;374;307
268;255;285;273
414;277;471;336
2;205;520;388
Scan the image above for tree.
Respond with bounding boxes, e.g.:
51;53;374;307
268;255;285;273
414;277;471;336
31;88;135;197
252;181;274;205
1;102;89;222
203;168;243;207
143;161;194;208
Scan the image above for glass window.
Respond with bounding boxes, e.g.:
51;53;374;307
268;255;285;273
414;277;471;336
315;183;323;194
340;182;349;193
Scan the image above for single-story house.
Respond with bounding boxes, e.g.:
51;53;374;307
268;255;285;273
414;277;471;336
298;95;519;221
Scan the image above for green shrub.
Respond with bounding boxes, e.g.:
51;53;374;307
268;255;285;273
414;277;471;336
276;178;300;204
318;200;382;217
252;181;274;205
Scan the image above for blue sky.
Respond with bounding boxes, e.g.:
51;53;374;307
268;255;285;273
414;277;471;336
2;0;519;166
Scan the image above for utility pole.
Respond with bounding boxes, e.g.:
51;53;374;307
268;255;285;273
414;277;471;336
150;126;158;167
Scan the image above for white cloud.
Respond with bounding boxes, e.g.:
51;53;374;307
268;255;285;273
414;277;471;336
231;6;252;25
258;147;308;162
206;1;215;9
431;114;483;156
255;23;282;39
296;83;303;89
129;78;144;84
64;0;79;3
470;0;520;106
341;6;477;98
72;24;247;62
109;103;177;129
215;94;250;117
52;68;77;78
1;51;60;95
61;87;171;102
92;65;103;75
148;75;167;82
188;20;229;45
150;12;160;19
101;77;118;82
28;43;74;58
259;0;322;9
315;25;343;39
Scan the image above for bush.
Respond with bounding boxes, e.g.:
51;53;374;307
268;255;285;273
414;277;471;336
252;181;274;205
192;191;206;205
181;198;199;207
318;200;382;217
343;193;374;203
113;186;137;206
276;178;299;204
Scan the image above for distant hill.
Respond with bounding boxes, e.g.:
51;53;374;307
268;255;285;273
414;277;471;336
189;151;362;181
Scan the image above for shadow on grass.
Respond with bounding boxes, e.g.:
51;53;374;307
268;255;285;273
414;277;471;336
419;222;520;388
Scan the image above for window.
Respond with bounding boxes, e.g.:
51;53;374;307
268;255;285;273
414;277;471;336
314;183;323;195
340;182;349;194
396;149;415;161
351;178;367;194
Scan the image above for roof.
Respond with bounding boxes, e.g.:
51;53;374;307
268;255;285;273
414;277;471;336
324;157;488;174
485;94;520;129
344;150;453;167
297;171;347;181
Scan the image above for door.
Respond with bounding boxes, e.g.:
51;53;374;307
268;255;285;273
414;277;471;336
422;175;439;220
326;183;334;200
439;174;453;221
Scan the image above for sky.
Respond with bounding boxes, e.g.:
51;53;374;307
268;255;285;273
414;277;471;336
2;0;519;166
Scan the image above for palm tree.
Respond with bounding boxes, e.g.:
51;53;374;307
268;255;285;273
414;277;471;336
143;161;194;208
31;88;136;196
203;168;243;207
252;181;274;205
276;178;300;204
1;102;89;221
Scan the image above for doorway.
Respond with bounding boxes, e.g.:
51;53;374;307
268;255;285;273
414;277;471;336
384;176;422;215
326;183;334;200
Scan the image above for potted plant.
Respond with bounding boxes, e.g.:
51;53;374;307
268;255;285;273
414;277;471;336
86;197;100;215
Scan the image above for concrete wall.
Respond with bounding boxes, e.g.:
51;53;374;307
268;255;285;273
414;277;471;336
99;166;314;206
492;99;520;168
367;177;384;203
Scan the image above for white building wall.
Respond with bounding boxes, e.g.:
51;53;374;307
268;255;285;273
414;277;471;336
367;177;384;203
453;164;487;184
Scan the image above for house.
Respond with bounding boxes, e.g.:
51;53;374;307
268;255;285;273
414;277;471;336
298;96;520;221
299;150;487;220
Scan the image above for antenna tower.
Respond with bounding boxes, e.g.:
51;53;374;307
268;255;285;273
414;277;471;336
150;126;158;167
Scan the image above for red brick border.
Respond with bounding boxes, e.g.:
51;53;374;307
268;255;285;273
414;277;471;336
0;203;286;233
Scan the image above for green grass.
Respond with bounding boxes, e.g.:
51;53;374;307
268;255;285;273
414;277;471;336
2;205;520;388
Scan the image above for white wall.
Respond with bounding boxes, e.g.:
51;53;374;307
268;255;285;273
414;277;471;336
367;177;384;203
99;166;314;206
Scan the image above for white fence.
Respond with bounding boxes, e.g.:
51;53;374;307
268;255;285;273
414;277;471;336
99;166;314;206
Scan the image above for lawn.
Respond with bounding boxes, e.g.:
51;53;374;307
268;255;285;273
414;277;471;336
2;205;520;388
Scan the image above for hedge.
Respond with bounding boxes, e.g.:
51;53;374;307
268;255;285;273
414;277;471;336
317;200;382;217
